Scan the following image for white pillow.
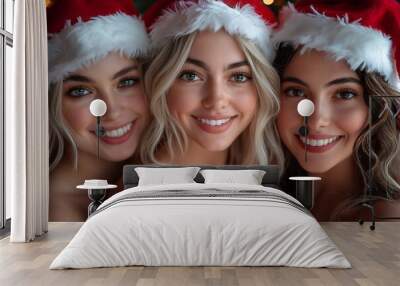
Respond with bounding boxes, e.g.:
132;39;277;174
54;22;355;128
200;169;266;185
135;167;201;186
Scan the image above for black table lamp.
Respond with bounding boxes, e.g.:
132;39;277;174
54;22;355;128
89;99;107;159
297;99;315;162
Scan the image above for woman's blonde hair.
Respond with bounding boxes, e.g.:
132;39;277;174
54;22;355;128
141;31;284;170
49;81;78;171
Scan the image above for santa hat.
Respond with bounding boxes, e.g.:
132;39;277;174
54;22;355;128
273;0;400;90
150;0;277;61
47;0;151;84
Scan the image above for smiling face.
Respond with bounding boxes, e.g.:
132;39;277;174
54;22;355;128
167;30;258;153
61;52;149;162
277;49;368;174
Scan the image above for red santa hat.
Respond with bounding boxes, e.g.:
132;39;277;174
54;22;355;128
273;0;400;90
150;0;277;61
47;0;151;84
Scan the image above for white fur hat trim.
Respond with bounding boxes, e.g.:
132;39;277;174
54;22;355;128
150;0;275;61
48;13;150;83
273;5;398;86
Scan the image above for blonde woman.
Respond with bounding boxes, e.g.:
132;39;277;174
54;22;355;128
141;0;284;168
47;0;151;221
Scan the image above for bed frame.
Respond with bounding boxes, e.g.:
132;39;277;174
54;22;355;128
123;165;282;189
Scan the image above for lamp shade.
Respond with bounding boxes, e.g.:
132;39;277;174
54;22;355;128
297;99;314;117
90;99;107;117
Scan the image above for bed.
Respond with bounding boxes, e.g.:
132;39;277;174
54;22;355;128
50;165;350;269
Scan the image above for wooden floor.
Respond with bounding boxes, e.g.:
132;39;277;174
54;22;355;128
0;222;399;286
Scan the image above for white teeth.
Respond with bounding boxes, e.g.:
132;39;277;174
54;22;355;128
300;136;339;147
104;122;132;138
198;117;231;126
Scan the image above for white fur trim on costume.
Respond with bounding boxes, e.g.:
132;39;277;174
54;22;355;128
150;0;275;61
48;13;150;83
273;5;397;85
393;67;400;92
395;79;400;92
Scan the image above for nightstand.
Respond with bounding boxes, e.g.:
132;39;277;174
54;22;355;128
77;180;117;217
289;176;321;209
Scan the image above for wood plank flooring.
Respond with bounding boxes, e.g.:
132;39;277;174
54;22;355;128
0;222;399;286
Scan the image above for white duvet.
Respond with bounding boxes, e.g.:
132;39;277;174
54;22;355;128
50;183;351;269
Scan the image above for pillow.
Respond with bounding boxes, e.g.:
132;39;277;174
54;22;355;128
200;169;266;185
135;167;201;186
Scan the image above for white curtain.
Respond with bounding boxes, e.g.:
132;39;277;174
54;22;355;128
7;0;49;242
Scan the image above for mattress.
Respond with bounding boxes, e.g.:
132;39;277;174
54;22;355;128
50;183;351;269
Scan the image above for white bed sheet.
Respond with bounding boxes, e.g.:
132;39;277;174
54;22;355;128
50;183;351;269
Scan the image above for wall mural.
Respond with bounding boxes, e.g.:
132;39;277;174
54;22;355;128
47;0;400;223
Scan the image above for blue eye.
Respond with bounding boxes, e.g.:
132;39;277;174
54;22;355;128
284;88;305;97
336;90;357;100
118;78;138;88
179;71;200;82
68;87;92;97
231;73;250;83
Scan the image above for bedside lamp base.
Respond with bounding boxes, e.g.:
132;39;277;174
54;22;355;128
289;176;321;210
87;189;107;216
295;180;315;210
